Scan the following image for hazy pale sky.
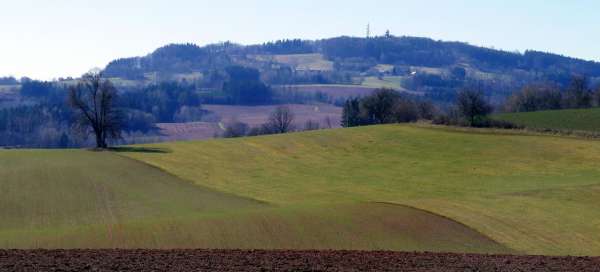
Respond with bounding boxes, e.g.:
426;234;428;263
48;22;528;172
1;0;599;80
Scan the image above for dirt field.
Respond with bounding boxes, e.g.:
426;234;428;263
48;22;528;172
156;104;341;141
2;250;599;272
277;84;377;99
156;121;220;141
203;104;341;128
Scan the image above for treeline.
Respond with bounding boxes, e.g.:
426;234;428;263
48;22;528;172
246;39;314;55
504;76;600;112
120;82;202;123
104;43;234;80
340;88;515;129
320;36;600;78
0;76;18;85
341;89;436;127
97;37;600;109
0;66;287;147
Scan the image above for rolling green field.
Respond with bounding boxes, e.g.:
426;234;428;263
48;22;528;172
0;147;506;252
3;125;600;255
123;125;600;256
493;107;600;132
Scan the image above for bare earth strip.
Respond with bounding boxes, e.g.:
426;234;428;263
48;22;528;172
276;85;378;99
155;104;342;141
2;250;599;272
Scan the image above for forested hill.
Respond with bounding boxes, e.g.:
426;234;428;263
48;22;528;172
104;35;600;88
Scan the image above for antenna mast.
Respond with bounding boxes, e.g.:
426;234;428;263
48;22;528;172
366;23;371;39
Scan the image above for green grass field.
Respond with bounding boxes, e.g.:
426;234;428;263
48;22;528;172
123;125;600;256
3;125;600;255
494;108;600;133
0;147;506;252
361;76;406;89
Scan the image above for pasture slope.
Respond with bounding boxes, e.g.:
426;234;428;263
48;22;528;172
2;124;600;257
124;125;600;256
0;146;505;253
494;107;600;133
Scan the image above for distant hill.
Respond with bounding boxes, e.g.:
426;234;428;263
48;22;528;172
104;36;600;102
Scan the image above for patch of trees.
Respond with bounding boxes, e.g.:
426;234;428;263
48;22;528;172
320;36;470;68
0;76;18;85
432;88;518;128
0;77;162;148
320;36;600;76
341;89;435;127
120;81;202;122
104;43;234;80
0;104;73;148
20;79;63;99
222;66;273;105
504;76;600;112
247;39;315;54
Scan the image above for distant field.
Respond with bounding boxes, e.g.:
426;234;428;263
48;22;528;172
153;104;341;142
124;125;600;256
494;108;600;132
203;104;341;128
277;83;421;100
251;53;334;72
360;76;420;94
276;84;377;99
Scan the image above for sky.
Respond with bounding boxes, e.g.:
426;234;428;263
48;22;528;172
1;0;599;80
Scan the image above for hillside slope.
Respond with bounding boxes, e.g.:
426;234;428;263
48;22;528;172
0;148;507;252
123;125;600;255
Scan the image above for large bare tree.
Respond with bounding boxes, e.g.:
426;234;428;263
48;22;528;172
69;73;122;148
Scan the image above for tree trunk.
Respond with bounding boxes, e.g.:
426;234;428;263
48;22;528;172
95;132;106;149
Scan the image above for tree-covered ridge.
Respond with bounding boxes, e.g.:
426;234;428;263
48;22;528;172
103;35;600;84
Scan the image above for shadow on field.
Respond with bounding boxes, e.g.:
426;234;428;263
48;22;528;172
108;147;172;154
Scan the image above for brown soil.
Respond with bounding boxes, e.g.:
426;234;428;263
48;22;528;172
1;249;599;272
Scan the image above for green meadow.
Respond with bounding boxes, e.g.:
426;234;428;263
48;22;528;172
3;125;600;255
494;107;600;132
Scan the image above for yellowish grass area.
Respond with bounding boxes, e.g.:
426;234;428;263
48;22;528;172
123;125;600;255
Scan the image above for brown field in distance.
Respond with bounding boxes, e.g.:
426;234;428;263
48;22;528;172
155;104;342;141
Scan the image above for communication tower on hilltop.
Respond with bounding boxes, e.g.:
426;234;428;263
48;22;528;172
366;23;371;39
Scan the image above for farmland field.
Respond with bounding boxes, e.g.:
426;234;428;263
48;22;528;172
494;108;600;133
360;76;421;95
155;104;342;141
5;249;599;271
275;84;377;99
0;147;505;252
250;53;334;71
124;125;600;256
4;125;600;256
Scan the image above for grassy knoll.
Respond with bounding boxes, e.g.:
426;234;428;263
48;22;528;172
123;125;600;255
493;108;600;133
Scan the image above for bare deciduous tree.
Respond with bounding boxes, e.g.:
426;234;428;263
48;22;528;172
266;106;295;134
69;73;122;148
456;88;492;126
